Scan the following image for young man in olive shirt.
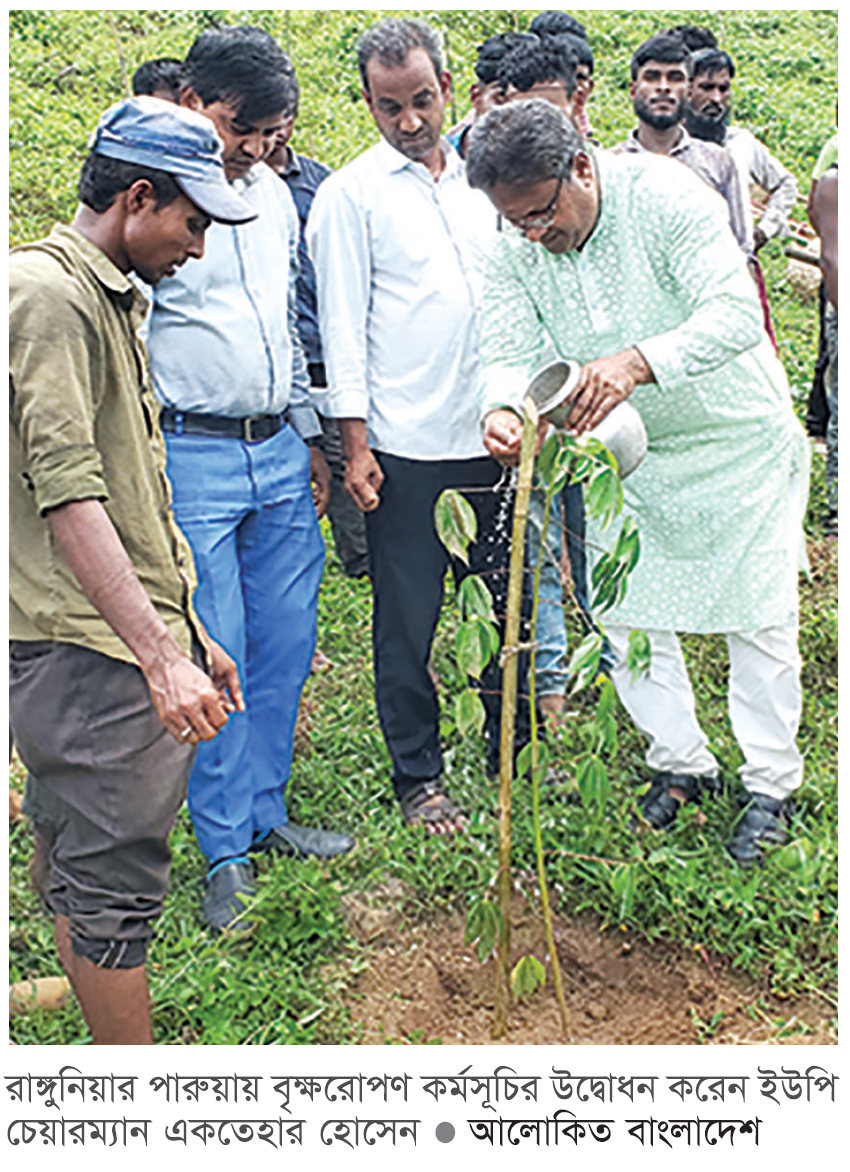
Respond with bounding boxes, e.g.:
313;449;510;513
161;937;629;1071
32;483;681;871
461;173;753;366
9;98;251;1044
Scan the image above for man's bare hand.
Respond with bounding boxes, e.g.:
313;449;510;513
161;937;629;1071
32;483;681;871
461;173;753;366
565;348;653;435
483;409;524;465
483;409;549;466
337;418;384;512
309;446;331;518
205;637;245;716
344;445;384;512
144;655;233;745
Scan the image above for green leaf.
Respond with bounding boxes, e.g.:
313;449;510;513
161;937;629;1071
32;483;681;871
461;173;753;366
595;676;616;719
610;863;637;920
434;488;477;565
593;710;618;755
567;631;603;692
515;739;551;781
535;432;562;486
464;900;500;962
511;954;546;1000
457;574;496;622
455;615;497;679
577;753;610;810
455;688;486;737
626;629;652;682
584;465;623;529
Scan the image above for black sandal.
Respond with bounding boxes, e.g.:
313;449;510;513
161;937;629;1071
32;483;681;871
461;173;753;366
634;771;719;830
398;778;466;834
726;794;789;865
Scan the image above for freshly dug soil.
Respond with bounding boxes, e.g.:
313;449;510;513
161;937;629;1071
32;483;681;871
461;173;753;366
345;900;836;1046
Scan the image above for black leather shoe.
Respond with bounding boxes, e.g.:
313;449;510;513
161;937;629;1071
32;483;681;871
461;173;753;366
632;771;720;830
727;795;789;865
254;822;356;859
202;860;256;934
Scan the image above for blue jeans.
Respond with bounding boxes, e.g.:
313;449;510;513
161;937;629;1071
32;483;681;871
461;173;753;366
164;425;325;863
527;482;592;697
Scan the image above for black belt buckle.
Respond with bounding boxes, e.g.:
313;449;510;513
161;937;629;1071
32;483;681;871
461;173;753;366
243;414;279;442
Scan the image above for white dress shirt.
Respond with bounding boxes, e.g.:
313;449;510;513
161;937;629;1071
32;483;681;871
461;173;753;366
724;126;798;252
307;136;495;460
146;162;318;438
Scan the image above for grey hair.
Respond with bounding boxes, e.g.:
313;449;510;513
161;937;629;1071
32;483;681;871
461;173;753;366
357;17;444;92
466;99;584;191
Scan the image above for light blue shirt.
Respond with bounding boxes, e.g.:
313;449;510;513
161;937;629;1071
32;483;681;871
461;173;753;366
146;162;318;439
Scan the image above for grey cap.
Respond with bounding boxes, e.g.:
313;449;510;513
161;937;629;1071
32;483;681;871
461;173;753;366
90;96;257;225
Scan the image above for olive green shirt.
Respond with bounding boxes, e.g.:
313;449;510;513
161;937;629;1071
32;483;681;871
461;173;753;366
9;223;201;663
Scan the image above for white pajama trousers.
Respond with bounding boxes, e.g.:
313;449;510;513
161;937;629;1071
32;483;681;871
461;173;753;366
606;623;803;801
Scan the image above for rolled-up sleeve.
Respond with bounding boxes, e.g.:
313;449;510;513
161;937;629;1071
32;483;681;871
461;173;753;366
9;283;108;515
307;176;373;421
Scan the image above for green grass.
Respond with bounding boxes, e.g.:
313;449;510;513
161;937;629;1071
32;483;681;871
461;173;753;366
8;8;837;1044
9;495;837;1043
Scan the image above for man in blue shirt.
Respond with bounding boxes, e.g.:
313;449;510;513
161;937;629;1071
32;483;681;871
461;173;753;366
265;107;369;580
146;26;354;934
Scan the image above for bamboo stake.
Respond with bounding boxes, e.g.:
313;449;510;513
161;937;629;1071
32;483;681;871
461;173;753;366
527;480;570;1036
492;398;538;1039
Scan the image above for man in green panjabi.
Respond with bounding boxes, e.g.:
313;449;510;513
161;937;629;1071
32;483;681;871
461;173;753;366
467;101;809;865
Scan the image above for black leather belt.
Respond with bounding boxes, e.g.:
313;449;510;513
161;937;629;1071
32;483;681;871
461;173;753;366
159;408;285;443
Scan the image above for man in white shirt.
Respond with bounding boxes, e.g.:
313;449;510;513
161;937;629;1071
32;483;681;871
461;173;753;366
309;17;529;833
147;26;354;934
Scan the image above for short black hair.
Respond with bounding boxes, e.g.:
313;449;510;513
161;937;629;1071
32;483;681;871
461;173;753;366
357;17;443;93
77;152;183;214
529;12;587;41
474;31;537;85
467;99;584;191
690;47;736;81
563;31;593;73
131;57;183;101
183;25;298;123
662;24;718;52
630;34;690;81
497;35;578;98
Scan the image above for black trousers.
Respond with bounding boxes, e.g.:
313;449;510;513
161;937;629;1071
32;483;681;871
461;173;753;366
308;363;369;578
365;452;532;798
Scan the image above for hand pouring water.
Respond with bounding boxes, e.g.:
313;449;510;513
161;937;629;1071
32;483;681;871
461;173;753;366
525;359;648;478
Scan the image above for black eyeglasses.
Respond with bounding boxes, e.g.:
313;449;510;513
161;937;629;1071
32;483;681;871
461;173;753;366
501;172;566;234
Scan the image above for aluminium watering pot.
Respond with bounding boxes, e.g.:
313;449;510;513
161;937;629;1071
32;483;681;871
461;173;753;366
525;359;648;479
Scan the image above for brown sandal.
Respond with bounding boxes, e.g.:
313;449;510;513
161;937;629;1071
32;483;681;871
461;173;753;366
398;778;467;835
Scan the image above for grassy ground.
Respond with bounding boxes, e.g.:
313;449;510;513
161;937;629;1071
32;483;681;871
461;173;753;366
9;269;837;1041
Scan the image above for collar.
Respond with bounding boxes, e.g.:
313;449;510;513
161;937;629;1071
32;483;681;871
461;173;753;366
235;162;264;189
626;124;691;155
48;224;147;315
281;145;301;178
375;135;458;180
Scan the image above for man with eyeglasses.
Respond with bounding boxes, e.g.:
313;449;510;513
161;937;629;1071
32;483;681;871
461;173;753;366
309;17;534;834
145;26;355;936
468;101;808;867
